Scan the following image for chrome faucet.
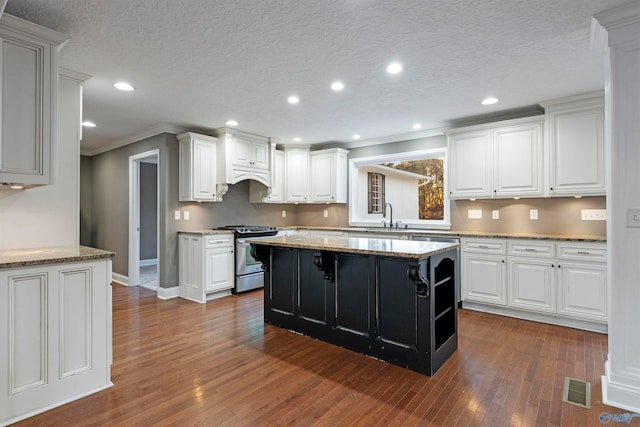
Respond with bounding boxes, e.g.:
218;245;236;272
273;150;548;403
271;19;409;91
383;202;393;228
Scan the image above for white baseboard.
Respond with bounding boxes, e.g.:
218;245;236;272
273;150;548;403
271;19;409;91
3;382;114;426
111;272;129;286
157;286;179;299
139;258;158;267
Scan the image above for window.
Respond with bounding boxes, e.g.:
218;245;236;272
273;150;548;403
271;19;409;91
368;172;385;213
349;148;450;229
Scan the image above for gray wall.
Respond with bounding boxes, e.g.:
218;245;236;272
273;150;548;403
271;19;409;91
81;132;606;290
83;134;303;289
140;162;157;260
88;134;175;286
80;155;93;246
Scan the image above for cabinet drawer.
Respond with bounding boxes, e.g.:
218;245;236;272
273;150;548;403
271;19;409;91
205;234;234;248
508;241;555;258
462;239;506;255
557;243;606;262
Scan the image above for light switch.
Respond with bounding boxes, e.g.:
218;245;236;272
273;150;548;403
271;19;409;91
174;210;181;220
183;211;190;220
492;210;499;220
581;209;606;221
626;208;640;228
467;209;482;219
282;210;286;218
530;209;538;220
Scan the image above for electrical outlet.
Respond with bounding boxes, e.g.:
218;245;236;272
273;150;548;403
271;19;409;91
174;210;181;220
282;210;286;218
492;210;499;220
183;211;190;220
626;208;640;228
323;209;328;218
530;209;538;220
467;209;482;219
581;209;606;221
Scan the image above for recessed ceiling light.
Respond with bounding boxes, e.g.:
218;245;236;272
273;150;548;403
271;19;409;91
113;81;135;91
292;137;302;142
481;97;499;105
225;120;239;126
331;81;344;91
412;123;422;130
352;134;361;140
288;95;299;104
386;62;403;74
81;121;96;127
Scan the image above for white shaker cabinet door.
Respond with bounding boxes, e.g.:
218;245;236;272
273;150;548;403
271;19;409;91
494;123;543;197
508;258;555;313
448;131;492;199
557;262;607;321
462;254;507;305
548;106;605;196
205;248;234;293
285;148;309;203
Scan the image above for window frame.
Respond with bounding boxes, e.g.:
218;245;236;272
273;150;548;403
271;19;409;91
367;172;385;214
348;148;450;229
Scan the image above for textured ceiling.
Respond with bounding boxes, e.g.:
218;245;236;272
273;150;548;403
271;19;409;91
3;0;630;155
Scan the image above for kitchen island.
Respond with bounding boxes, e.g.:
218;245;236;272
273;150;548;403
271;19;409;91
248;235;459;375
0;246;114;426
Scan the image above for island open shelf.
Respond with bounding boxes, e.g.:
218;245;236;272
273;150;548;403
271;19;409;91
248;235;459;376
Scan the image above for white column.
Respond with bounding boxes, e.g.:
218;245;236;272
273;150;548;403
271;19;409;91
594;1;640;413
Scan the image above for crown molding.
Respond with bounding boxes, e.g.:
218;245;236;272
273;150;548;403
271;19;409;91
81;123;191;156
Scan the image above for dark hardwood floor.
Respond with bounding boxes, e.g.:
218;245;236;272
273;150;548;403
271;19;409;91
13;284;632;426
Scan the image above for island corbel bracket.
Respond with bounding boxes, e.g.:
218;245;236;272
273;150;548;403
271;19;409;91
407;262;430;299
250;244;270;272
313;250;335;283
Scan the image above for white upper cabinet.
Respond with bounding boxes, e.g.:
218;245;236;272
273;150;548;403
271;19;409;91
0;14;68;187
448;116;544;199
494;122;543;197
214;127;271;187
285;146;310;203
448;130;492;198
541;92;605;196
267;149;285;203
249;146;284;203
310;148;348;203
177;132;218;202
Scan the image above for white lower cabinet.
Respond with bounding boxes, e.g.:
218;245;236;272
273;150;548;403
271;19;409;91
179;233;234;303
556;242;607;322
461;237;607;331
204;247;234;293
509;258;555;313
462;253;507;305
0;259;113;425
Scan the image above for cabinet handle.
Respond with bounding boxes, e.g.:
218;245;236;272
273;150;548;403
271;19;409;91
478;245;490;249
550;187;554;191
524;248;537;252
552;264;555;268
577;251;590;255
558;265;561;268
502;260;505;263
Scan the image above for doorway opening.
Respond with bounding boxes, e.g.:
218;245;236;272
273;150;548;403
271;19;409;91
129;149;160;291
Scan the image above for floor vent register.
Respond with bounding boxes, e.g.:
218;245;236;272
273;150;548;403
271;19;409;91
562;377;591;409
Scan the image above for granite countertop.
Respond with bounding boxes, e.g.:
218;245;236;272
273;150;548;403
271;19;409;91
286;226;606;242
246;235;459;259
178;230;235;236
0;245;115;269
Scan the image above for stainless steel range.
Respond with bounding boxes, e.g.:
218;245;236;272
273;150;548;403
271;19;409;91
217;225;278;293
